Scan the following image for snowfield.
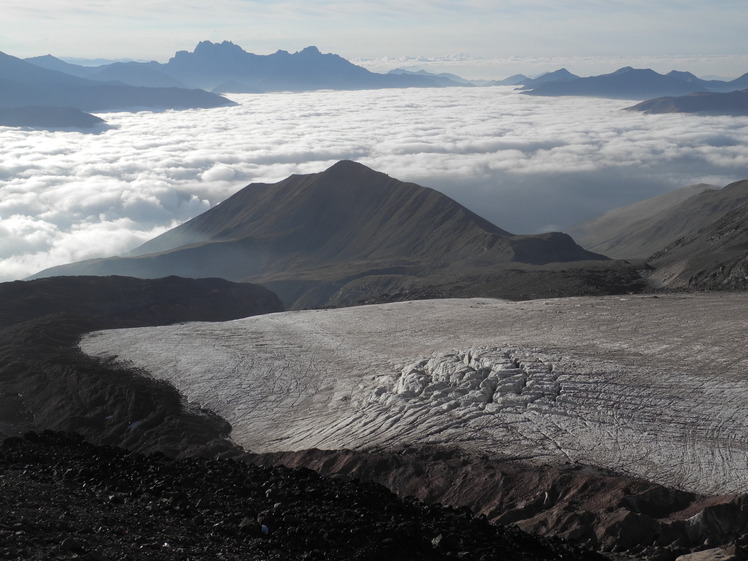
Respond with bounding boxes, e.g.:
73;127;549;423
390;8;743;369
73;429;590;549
81;293;748;495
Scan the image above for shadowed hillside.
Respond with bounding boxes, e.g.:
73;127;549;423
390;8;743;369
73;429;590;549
566;179;748;290
648;198;748;289
32;161;618;308
627;88;748;115
0;50;235;113
567;183;722;259
0;275;282;453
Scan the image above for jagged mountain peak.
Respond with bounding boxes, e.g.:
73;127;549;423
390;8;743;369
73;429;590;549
194;40;245;53
299;46;322;55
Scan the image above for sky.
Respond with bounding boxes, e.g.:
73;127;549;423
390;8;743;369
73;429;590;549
2;0;748;79
1;87;747;281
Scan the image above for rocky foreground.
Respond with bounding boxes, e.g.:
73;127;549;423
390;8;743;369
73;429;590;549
0;431;605;561
78;292;748;560
4;277;748;560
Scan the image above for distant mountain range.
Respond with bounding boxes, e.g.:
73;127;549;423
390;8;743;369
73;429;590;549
387;68;529;87
20;41;746;100
26;42;450;94
626;89;748;115
31;161;611;308
519;68;580;89
521;66;748;100
0;50;235;128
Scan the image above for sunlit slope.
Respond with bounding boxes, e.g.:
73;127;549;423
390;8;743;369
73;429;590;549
648;197;748;289
567;183;716;258
82;293;748;496
569;179;748;259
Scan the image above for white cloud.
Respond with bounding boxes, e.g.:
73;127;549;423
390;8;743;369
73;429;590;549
1;86;747;281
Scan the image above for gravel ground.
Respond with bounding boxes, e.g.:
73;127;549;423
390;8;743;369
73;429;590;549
0;431;607;561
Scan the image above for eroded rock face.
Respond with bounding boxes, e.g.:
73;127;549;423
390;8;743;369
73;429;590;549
250;446;748;560
0;275;283;452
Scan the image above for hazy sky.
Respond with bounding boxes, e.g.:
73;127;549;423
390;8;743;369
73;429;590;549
2;0;747;78
2;87;747;281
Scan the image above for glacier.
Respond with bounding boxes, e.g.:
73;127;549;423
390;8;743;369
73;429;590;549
80;293;748;496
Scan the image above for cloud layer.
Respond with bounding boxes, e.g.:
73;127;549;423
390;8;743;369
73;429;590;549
1;86;747;281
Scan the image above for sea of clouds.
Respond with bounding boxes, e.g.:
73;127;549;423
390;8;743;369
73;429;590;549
1;86;747;281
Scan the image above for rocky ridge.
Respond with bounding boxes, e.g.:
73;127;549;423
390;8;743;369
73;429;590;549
30;161;613;309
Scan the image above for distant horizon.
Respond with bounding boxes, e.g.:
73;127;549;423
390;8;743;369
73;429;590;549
4;0;746;80
21;43;748;83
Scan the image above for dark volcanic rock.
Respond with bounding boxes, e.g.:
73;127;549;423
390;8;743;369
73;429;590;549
31;161;611;308
251;446;748;560
0;275;282;453
0;431;608;561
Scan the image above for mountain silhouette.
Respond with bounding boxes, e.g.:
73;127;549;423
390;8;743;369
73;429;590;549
23;43;747;97
523;67;748;99
0;106;105;129
626;89;748;115
519;68;580;89
31;161;608;307
24;42;464;93
387;68;472;87
166;42;445;92
524;67;700;99
0;51;234;112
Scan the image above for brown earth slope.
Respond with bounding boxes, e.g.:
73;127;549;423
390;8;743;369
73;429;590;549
567;183;717;259
31;161;611;308
568;179;748;260
647;199;748;289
